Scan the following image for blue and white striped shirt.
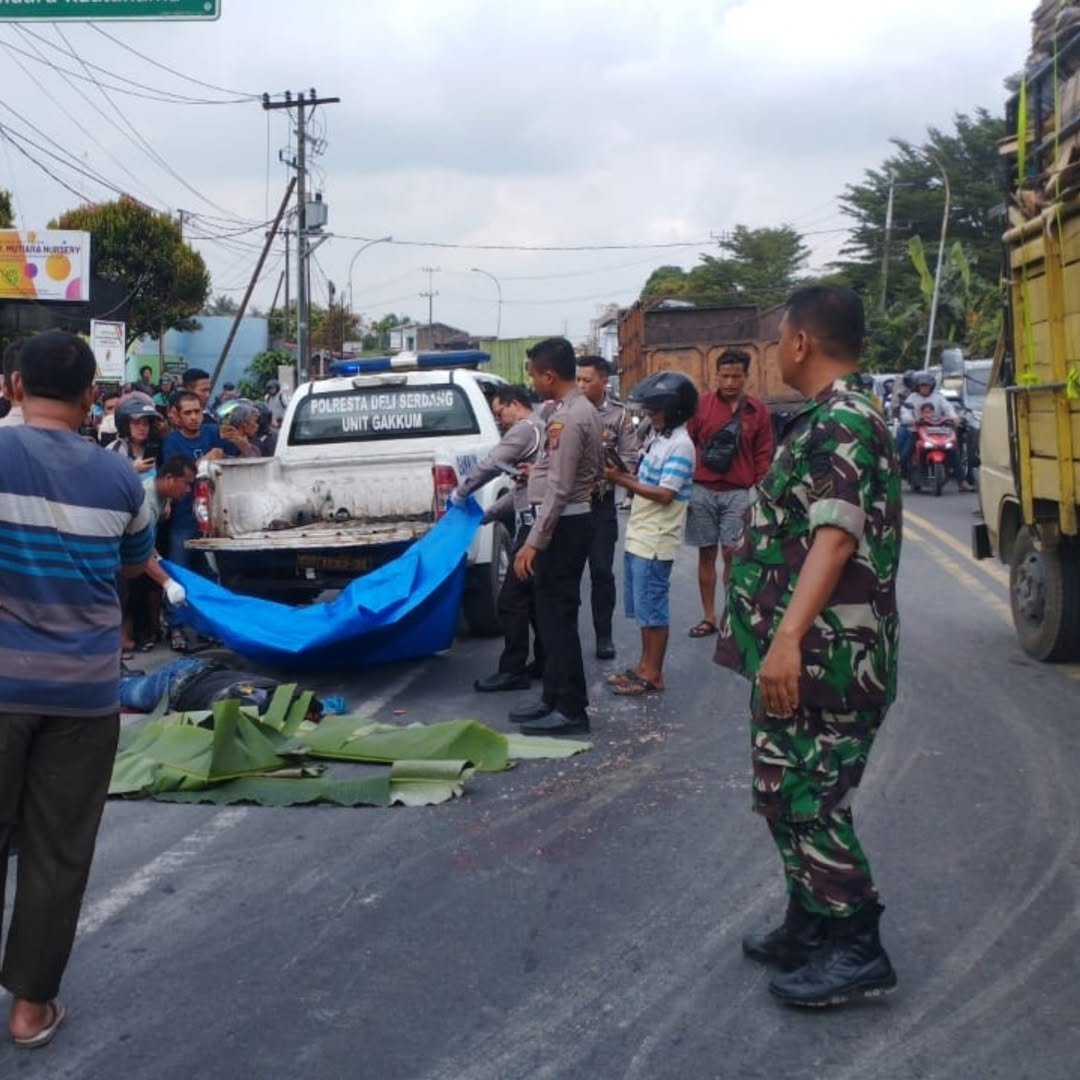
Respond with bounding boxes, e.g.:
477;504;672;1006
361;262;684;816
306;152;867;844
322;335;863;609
625;424;696;561
0;427;155;716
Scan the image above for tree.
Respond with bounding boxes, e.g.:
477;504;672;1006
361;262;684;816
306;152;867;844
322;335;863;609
0;189;12;229
50;197;210;345
362;312;413;351
311;303;361;352
835;109;1006;365
246;348;293;390
204;293;240;317
641;226;810;307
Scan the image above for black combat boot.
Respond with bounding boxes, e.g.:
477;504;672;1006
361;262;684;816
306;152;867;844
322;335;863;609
742;895;826;970
768;901;897;1007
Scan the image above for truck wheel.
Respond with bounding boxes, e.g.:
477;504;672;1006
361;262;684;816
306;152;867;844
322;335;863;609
1009;529;1080;662
463;522;511;637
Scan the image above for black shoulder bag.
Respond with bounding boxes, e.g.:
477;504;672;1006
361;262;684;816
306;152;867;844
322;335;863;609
700;396;743;474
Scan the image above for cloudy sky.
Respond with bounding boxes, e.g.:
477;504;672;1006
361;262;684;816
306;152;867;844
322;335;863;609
0;0;1033;341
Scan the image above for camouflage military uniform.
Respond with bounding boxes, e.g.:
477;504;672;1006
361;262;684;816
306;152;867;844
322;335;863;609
714;374;901;919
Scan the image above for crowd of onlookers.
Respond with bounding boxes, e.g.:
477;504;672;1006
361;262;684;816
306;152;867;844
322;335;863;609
0;340;290;656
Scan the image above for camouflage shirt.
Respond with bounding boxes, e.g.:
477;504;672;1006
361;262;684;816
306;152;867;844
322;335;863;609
714;374;902;712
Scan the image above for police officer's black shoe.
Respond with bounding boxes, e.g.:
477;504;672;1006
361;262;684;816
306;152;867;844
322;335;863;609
474;672;531;693
742;895;826;969
520;711;590;736
509;698;555;723
595;636;616;660
768;902;897;1007
525;661;544;679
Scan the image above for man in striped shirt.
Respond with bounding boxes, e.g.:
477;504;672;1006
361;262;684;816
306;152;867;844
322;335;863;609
0;330;154;1049
603;372;699;696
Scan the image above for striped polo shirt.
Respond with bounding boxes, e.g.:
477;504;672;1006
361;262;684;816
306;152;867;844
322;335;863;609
625;423;696;562
0;426;155;716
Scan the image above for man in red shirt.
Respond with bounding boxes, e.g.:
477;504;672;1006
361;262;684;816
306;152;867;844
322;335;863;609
685;348;775;637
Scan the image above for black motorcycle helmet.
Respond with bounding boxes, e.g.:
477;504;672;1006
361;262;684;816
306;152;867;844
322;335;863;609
628;371;699;432
913;370;937;391
115;395;160;438
902;369;921;392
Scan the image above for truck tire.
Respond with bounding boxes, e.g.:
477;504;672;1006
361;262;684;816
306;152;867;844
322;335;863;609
1009;528;1080;662
463;522;511;637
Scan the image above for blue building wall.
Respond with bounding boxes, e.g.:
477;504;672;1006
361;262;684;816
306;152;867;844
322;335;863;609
128;316;269;391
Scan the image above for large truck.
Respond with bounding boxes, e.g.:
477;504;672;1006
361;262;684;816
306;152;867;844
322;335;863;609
973;28;1080;661
616;300;802;418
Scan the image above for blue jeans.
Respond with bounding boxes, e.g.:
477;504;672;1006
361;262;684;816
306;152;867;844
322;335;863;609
624;552;673;628
119;658;209;712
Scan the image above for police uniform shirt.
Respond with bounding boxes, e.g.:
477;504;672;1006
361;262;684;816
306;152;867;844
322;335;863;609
526;389;603;551
456;413;546;505
596;396;639;475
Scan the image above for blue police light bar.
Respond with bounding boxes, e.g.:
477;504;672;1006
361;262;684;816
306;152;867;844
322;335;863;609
330;350;490;377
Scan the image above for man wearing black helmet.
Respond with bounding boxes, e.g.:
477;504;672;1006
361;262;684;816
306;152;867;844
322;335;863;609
604;372;698;695
265;378;290;431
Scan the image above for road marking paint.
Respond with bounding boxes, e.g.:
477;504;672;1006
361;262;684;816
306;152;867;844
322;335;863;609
905;508;1011;588
905;526;1014;627
78;808;250;938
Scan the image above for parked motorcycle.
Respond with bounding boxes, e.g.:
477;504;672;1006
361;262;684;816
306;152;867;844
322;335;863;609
910;421;957;496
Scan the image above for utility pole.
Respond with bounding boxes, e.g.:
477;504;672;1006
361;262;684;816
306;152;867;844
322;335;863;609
263;89;339;383
879;175;896;316
420;266;440;348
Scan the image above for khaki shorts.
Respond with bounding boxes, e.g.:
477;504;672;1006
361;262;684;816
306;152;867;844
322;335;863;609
684;484;751;549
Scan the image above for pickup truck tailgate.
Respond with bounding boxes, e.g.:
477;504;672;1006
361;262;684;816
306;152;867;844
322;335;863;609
195;451;439;540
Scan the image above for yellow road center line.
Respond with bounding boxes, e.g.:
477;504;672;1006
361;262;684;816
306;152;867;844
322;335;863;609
905;526;1014;628
907;528;1080;681
904;509;1011;589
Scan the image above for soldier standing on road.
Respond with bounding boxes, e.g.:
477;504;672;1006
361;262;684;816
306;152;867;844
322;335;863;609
451;385;548;692
576;356;639;661
509;338;603;736
715;286;902;1007
685;348;774;639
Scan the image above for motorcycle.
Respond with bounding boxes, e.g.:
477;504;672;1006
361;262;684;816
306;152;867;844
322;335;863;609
909;420;957;496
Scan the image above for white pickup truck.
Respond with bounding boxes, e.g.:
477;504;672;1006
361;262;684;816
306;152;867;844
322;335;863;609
187;353;513;636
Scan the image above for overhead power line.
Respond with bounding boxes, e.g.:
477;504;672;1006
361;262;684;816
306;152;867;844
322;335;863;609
8;25;255;105
88;23;263;99
328;234;720;252
48;25;246;222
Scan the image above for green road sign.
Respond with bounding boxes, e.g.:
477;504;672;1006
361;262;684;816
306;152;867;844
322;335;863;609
0;1;220;20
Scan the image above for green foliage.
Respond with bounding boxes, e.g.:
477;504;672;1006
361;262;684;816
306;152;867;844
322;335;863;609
0;189;12;229
247;349;293;391
836;109;1005;364
50;197;210;345
642;226;809;307
204;293;240;316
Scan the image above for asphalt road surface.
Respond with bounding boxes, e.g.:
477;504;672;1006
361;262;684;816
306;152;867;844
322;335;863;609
4;489;1080;1080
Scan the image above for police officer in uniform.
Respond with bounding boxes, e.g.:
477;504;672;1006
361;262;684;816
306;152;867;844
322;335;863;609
509;338;603;735
451;385;548;691
576;356;639;660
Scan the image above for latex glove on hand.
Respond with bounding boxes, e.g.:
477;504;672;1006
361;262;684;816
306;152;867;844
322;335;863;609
164;579;187;606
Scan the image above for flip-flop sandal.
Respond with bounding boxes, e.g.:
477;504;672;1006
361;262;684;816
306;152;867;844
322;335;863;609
611;675;663;696
688;620;718;638
13;1000;65;1049
606;669;640;686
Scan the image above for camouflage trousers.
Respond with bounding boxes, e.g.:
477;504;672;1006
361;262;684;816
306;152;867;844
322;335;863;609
750;691;886;919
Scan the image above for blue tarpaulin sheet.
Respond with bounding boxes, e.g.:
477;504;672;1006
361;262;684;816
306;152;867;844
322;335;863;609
163;501;483;672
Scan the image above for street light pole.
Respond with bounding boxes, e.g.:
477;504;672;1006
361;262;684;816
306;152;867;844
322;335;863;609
470;267;502;339
347;235;393;337
923;153;952;371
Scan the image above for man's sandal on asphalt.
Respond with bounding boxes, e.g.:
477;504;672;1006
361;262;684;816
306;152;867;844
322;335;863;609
606;669;640;687
689;620;717;638
610;675;663;696
13;1000;65;1049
